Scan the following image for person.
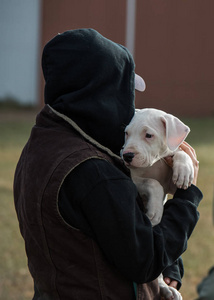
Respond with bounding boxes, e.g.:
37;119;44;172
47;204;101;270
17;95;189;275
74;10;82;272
14;28;202;300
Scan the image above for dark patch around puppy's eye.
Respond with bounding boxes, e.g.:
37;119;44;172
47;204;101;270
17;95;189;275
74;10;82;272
146;133;152;138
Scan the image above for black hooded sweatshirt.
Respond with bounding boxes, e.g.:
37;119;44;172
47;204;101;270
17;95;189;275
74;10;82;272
42;28;135;155
18;29;202;296
41;29;203;285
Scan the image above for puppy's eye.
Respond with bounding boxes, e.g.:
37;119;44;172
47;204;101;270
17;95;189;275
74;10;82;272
146;133;153;138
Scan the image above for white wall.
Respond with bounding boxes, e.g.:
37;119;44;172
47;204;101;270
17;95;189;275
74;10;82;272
0;0;41;105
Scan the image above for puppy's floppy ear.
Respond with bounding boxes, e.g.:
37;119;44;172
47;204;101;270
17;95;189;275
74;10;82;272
161;114;190;151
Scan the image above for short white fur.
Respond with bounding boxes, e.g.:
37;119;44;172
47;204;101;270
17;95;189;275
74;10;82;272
121;108;194;300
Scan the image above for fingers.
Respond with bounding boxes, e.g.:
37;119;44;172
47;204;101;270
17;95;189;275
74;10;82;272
181;141;196;156
164;277;178;289
179;142;199;185
168;280;178;289
164;277;171;285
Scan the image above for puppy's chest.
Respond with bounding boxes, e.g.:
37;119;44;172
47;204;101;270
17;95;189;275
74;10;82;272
130;160;173;195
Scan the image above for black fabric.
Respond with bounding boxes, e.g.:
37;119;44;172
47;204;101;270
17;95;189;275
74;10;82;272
59;158;203;284
14;106;138;300
41;27;202;289
15;28;204;299
162;257;184;290
42;28;135;155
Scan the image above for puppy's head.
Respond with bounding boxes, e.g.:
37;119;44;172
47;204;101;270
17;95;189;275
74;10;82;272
121;108;190;168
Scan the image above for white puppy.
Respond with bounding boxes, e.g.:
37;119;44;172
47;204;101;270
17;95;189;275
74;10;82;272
121;108;194;300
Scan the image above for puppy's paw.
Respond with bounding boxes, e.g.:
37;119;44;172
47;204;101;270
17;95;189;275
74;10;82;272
160;286;182;300
159;274;183;300
146;209;162;226
172;150;194;189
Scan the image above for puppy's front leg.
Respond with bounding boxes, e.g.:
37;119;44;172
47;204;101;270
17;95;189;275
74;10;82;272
172;149;194;189
133;177;165;226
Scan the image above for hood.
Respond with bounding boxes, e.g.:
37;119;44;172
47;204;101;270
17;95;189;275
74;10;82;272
42;28;136;155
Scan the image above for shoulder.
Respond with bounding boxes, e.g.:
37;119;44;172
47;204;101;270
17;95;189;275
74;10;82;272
61;158;136;204
72;158;131;182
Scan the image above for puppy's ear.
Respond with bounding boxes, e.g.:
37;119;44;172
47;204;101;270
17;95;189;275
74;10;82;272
161;114;190;151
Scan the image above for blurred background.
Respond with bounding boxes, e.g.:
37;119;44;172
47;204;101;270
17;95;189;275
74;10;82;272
0;0;214;299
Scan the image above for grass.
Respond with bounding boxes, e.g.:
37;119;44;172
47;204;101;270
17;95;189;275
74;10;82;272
0;109;213;299
0;110;36;300
179;117;214;299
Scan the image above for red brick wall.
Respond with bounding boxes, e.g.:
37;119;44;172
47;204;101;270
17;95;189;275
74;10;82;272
39;0;127;106
40;0;214;116
39;0;126;106
135;0;214;117
41;0;126;46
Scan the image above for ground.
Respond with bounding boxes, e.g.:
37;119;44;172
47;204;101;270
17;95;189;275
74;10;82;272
0;108;213;299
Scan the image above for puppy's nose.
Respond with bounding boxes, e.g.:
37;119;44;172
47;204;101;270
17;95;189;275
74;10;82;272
123;152;135;163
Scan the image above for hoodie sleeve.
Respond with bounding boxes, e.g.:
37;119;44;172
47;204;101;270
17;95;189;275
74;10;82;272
162;257;184;290
59;158;202;284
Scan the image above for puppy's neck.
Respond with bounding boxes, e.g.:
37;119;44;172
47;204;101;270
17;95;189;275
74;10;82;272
158;143;175;160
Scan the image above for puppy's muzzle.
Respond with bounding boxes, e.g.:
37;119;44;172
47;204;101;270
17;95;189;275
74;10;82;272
123;152;135;163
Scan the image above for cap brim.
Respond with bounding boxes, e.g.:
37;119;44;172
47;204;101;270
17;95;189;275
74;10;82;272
135;74;146;92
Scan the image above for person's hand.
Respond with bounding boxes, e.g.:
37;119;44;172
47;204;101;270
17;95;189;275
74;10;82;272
179;141;199;185
163;277;179;289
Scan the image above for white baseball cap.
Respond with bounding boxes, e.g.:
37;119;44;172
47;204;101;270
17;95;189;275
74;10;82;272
135;74;146;92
